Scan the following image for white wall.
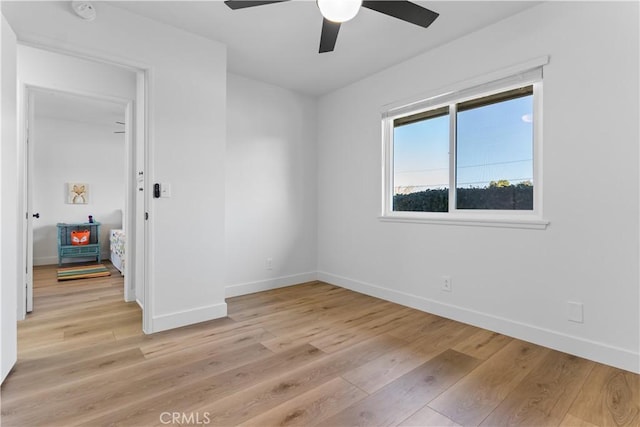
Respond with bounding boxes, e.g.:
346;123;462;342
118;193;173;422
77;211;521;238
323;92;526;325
317;2;639;373
4;2;228;332
32;117;125;266
1;12;18;384
17;44;136;100
226;73;317;297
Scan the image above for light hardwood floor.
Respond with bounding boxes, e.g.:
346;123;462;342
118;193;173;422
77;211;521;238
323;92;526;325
1;263;638;426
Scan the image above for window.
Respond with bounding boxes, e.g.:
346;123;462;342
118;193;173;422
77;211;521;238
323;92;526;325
456;86;533;210
382;65;547;228
393;107;449;212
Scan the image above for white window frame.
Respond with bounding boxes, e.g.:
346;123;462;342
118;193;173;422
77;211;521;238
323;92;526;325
381;58;549;230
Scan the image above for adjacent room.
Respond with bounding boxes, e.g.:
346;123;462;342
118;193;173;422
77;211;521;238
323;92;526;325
0;1;638;426
31;89;127;276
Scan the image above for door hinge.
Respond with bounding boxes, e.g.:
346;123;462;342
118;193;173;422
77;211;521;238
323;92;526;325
145;212;149;220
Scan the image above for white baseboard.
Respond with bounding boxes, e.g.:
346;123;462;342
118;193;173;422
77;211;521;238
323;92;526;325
34;256;58;266
225;272;318;298
317;271;639;374
35;255;104;266
151;302;228;333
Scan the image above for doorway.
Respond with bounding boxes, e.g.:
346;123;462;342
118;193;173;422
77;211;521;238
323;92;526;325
25;88;132;311
16;43;149;333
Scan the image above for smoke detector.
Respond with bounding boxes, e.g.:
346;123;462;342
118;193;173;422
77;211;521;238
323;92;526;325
71;1;96;21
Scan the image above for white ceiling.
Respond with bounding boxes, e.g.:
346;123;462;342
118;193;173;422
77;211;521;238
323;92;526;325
108;1;541;96
34;89;126;128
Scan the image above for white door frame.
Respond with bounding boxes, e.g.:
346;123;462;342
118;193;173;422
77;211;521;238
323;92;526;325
21;84;136;308
15;40;153;334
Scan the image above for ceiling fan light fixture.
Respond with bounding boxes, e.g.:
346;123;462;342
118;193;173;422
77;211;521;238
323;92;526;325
317;0;362;23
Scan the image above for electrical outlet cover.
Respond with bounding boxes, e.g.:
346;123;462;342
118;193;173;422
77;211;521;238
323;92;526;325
160;183;171;198
442;276;452;292
568;301;583;323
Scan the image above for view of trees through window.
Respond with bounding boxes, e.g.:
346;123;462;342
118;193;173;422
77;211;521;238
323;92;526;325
393;86;534;212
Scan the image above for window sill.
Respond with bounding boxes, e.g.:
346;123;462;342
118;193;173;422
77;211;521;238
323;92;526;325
379;214;549;230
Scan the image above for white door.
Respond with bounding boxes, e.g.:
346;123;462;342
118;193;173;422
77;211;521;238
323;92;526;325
25;91;35;313
1;12;19;384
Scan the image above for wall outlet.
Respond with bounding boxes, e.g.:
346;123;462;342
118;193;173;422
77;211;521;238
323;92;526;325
442;276;452;292
568;301;583;323
266;257;273;270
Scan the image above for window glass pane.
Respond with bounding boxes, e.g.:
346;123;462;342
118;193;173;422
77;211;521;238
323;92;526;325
393;111;449;212
456;91;533;210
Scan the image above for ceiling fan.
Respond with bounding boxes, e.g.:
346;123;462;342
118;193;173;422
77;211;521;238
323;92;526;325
223;0;439;53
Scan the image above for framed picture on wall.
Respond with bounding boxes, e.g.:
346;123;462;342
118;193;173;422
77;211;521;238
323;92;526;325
67;183;89;204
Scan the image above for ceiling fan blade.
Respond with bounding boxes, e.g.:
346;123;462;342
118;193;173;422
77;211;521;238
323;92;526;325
224;0;290;10
319;18;341;53
362;1;438;28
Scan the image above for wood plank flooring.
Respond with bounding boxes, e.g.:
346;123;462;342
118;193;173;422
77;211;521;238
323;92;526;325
1;264;638;426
